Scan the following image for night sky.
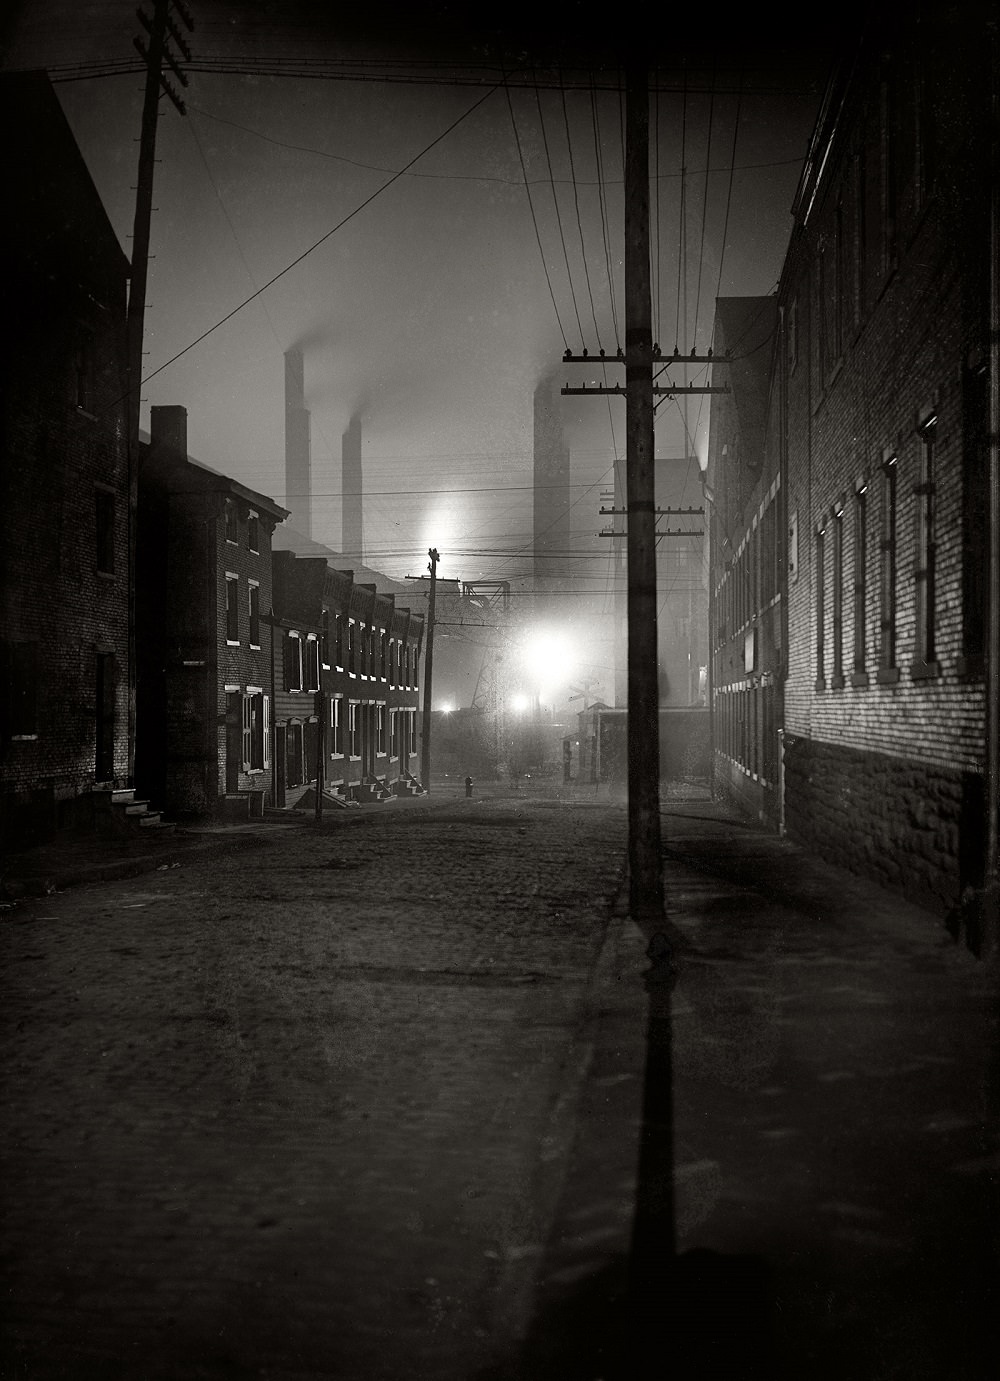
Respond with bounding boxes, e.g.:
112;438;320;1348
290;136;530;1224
3;1;845;693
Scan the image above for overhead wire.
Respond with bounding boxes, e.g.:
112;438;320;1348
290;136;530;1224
560;79;602;351
532;74;585;346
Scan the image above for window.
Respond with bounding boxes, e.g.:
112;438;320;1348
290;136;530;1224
404;646;411;688
390;709;399;757
285;631;303;692
962;364;988;667
225;499;238;543
348;701;360;756
334;613;344;668
247;510;260;553
389;639;397;686
348;620;357;675
370;627;379;680
815;523;826;691
3;641;38;738
878;454;899;680
321;609;330;668
248;582;260;648
879;71;897;275
786;296;798;374
242;691;269;771
331;697;344;755
380;630;388;680
305;635;320;692
95;489;115;575
225;575;240;643
377;703;387;755
73;334;94;412
853;483;869;682
912;412;939;673
831;503;845;688
358;624;368;678
788;510;799;583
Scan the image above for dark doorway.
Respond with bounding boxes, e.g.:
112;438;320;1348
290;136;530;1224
274;725;287;807
225;692;241;795
95;652;116;781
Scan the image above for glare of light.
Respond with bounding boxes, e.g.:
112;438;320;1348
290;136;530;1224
521;627;574;685
511;693;530;713
439;701;454;714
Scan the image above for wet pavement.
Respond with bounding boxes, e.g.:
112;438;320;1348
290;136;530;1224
1;785;997;1379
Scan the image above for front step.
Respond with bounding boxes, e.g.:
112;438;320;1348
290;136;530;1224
93;786;173;835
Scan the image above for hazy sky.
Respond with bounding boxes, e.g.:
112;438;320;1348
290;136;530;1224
3;1;835;617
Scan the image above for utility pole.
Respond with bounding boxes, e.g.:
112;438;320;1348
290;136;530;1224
420;548;440;791
125;0;192;784
623;63;664;921
314;689;326;823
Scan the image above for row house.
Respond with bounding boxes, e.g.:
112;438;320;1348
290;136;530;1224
707;3;997;947
271;553;424;807
136;406;288;820
1;73;132;843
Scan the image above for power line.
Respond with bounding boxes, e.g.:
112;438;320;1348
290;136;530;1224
533;76;584;346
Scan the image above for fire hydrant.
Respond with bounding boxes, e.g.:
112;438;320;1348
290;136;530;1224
465;776;474;799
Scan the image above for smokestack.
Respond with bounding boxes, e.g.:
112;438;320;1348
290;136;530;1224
342;414;363;562
284;348;312;539
150;403;188;461
533;374;570;604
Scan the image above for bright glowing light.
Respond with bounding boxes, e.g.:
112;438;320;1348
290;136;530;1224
511;693;530;713
520;628;574;685
439;702;454;714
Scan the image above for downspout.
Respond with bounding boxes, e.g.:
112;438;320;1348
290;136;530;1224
982;22;1000;959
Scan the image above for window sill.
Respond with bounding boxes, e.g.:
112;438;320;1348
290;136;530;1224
226;640;240;648
74;406;98;421
814;677;826;693
831;673;845;690
226;538;237;546
96;569;115;580
850;671;870;688
876;667;901;685
910;660;941;681
250;644;261;652
10;733;38;742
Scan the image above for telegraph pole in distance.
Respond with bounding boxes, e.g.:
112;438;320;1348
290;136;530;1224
126;0;192;784
420;547;440;791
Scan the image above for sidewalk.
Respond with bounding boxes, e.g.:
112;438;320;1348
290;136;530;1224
514;793;999;1379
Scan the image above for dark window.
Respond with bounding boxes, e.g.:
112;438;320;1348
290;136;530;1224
879;457;898;676
225;576;239;642
248;584;261;647
225;499;238;543
912;415;938;669
305;637;320;693
815;525;826;691
321;608;330;666
74;336;93;412
853;485;869;678
247;512;260;553
331;698;344;755
285;633;303;692
379;630;388;679
96;490;115;574
3;641;38;737
242;692;267;770
348;621;356;675
832;507;845;688
962;366;988;664
334;613;344;667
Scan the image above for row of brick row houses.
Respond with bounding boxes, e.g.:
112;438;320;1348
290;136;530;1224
1;73;423;843
705;2;998;951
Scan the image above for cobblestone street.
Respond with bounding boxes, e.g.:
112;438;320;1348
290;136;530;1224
2;794;627;1380
2;788;997;1380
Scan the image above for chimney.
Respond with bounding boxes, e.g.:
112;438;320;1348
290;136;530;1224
533;374;570;601
342;414;363;562
284;347;312;539
150;404;188;460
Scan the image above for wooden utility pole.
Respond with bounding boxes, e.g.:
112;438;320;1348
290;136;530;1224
624;63;664;921
314;690;326;822
419;547;440;791
125;0;192;783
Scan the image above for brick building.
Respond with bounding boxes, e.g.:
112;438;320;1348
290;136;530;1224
136;406;288;820
705;297;783;825
1;73;131;843
270;553;424;807
707;4;997;940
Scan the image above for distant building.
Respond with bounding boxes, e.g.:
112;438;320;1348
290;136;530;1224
655;456;710;708
1;73;131;842
271;553;423;807
136;406;288;819
706;5;997;946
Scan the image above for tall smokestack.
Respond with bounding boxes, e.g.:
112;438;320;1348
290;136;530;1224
284;348;312;540
342;414;363;562
533;374;570;606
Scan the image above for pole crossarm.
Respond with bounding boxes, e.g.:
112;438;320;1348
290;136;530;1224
563;349;731;364
562;383;729;396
